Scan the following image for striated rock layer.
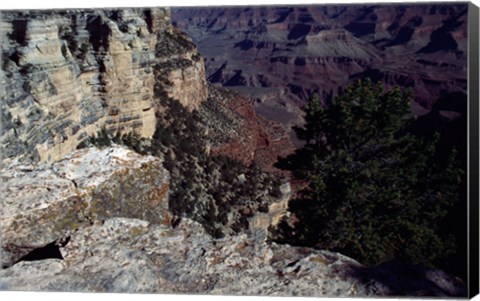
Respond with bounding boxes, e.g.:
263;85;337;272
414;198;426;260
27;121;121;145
173;4;468;133
1;8;207;163
0;146;465;296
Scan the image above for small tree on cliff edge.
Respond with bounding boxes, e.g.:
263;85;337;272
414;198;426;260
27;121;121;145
273;79;462;266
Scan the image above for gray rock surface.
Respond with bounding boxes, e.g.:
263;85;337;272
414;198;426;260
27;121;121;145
1;216;465;296
0;146;466;297
1;146;169;268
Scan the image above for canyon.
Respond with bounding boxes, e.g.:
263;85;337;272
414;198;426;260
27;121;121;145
172;4;468;137
0;5;469;297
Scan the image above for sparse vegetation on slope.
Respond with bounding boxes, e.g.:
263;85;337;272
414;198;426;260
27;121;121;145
81;84;285;239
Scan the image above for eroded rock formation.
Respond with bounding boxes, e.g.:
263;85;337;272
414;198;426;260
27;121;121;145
173;4;468;134
1;146;170;268
199;85;294;171
1;8;207;163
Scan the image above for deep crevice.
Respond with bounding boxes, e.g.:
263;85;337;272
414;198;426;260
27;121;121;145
14;236;70;265
287;24;311;40
10;20;28;46
86;15;111;52
144;9;154;33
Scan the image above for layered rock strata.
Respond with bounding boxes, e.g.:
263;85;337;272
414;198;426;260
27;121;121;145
173;4;468;131
1;8;207;163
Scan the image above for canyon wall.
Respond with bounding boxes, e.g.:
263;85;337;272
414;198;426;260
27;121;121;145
173;4;468;132
1;8;207;163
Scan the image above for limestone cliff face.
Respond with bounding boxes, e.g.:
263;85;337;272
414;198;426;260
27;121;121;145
1;8;207;163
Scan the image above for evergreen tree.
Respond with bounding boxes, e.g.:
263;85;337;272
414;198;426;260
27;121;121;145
273;80;462;266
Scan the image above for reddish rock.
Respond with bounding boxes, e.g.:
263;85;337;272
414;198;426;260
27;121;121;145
210;94;294;173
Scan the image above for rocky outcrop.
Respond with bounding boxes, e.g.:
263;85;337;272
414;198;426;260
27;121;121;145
1;218;465;296
1;8;207;163
1;146;169;268
0;147;465;296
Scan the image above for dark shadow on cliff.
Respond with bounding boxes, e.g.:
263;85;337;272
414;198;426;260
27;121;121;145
343;259;467;297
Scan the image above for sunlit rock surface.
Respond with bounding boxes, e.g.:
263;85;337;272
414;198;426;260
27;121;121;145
1;8;207;163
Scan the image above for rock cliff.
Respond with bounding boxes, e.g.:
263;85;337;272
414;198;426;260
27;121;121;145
199;85;294;171
1;8;207;163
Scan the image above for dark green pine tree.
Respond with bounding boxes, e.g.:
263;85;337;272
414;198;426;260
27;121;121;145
273;79;462;266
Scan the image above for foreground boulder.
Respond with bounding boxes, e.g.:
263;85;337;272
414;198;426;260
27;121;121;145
1;146;170;268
